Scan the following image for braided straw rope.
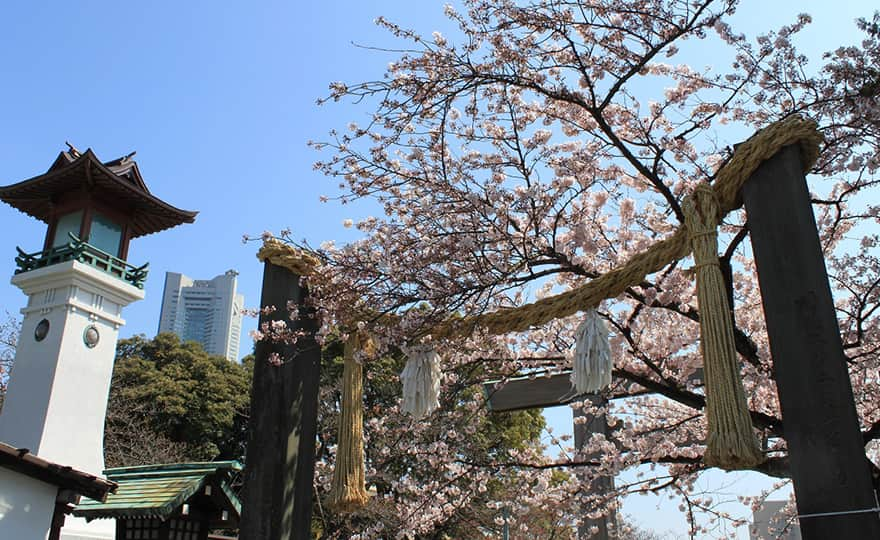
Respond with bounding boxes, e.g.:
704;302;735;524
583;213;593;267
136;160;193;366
684;184;764;469
256;238;321;276
436;116;822;339
327;331;374;510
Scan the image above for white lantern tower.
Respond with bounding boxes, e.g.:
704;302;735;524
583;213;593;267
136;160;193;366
0;147;196;539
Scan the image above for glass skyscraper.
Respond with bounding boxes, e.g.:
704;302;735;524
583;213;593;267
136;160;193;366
158;270;244;361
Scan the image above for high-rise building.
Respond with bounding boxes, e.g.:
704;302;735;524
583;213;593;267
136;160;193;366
158;270;244;361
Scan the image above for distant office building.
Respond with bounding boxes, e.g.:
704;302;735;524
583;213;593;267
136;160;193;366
158;270;244;361
750;500;801;540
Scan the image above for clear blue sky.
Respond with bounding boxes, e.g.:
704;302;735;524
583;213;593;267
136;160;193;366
0;2;874;538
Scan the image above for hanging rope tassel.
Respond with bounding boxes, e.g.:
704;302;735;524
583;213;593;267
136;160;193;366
571;308;613;393
684;184;764;469
400;344;442;419
327;330;374;510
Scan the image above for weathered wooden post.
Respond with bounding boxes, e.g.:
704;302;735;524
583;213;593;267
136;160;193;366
741;144;880;539
239;257;322;540
574;396;616;540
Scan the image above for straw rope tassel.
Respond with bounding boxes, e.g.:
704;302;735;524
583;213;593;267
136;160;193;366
572;308;613;393
683;185;764;469
328;331;372;510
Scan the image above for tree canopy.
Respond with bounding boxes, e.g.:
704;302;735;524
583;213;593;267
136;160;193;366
105;333;252;467
294;1;880;536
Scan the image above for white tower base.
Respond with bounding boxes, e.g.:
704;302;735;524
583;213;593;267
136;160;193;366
0;260;144;540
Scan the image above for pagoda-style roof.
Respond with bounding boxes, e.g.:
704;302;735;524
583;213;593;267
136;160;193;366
0;148;197;238
73;461;241;527
0;441;117;502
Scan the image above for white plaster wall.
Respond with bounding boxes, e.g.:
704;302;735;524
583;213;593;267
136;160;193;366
39;306;122;475
0;467;54;540
59;513;115;540
0;261;143;477
0;303;68;452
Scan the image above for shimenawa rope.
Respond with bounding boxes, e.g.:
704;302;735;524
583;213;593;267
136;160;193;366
257;237;320;276
435;116;823;339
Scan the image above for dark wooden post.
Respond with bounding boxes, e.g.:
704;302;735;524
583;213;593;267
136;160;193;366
239;262;322;540
574;396;616;540
741;144;880;539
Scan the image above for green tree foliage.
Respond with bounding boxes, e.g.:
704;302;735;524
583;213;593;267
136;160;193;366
105;333;251;467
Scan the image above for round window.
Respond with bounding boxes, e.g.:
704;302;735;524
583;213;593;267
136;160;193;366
34;319;50;342
83;325;100;348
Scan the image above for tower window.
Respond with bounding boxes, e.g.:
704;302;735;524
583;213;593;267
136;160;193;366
89;212;123;256
34;318;50;342
52;211;83;247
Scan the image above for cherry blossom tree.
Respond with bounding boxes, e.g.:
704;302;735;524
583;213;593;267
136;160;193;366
310;340;554;538
298;1;878;537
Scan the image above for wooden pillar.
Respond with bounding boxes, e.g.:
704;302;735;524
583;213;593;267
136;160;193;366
741;144;880;539
239;262;322;540
573;395;615;540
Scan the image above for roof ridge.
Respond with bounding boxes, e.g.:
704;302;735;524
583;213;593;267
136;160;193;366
104;460;242;480
106;460;241;476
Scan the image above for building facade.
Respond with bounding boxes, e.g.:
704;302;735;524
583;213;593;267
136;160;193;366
158;270;244;361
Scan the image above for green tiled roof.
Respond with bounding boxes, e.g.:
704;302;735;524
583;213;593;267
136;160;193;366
73;461;241;522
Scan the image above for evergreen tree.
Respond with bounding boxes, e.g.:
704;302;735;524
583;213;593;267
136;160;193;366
105;333;251;467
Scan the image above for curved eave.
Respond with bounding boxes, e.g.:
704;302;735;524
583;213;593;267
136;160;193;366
0;149;197;237
0;442;116;503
